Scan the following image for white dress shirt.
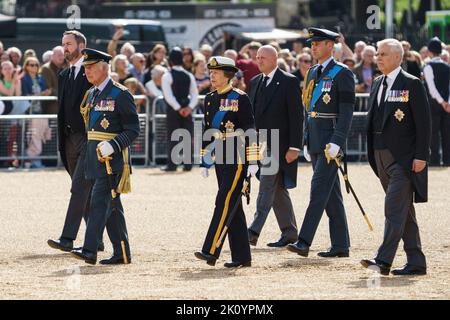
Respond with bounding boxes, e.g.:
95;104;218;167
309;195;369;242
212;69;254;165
161;66;199;111
261;67;278;87
69;56;84;80
94;75;111;94
377;66;402;106
423;57;449;104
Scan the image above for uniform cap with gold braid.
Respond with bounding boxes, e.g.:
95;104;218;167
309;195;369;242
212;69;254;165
207;56;239;73
307;27;339;43
82;48;112;65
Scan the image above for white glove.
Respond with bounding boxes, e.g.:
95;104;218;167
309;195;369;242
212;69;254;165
247;164;259;177
97;140;114;157
303;145;311;162
201;167;209;178
327;143;340;159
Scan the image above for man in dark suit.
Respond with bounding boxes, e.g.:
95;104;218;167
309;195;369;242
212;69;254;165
47;31;103;252
361;39;431;276
247;45;303;247
287;28;355;258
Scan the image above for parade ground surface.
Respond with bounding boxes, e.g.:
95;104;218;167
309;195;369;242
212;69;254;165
0;164;449;300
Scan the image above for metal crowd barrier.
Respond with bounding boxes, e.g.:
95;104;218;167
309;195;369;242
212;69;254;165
151;94;371;164
0;95;150;168
1;93;371;168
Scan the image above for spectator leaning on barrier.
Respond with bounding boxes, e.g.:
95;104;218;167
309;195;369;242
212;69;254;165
21;56;51;169
145;65;166;100
161;47;199;172
0;60;23;168
40;46;65;114
124;77;146;113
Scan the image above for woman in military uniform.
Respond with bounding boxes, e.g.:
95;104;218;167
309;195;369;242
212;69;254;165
194;56;259;268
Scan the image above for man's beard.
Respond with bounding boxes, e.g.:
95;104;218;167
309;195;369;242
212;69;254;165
65;49;80;62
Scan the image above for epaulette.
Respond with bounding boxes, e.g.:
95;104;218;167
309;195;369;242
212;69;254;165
233;88;245;95
112;81;128;91
335;61;350;70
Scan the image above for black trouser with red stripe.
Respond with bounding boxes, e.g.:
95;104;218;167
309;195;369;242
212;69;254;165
201;163;251;263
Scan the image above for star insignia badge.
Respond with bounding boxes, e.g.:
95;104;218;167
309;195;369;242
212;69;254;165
394;108;405;122
322;93;331;104
100;118;110;130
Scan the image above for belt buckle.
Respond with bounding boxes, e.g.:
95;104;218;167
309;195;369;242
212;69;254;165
310;111;317;118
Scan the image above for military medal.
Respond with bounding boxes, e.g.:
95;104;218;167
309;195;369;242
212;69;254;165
322;93;331;104
394;108;405;122
224;121;235;132
100;118;110;130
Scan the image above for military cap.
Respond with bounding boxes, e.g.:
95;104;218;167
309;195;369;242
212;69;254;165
82;48;112;65
307;27;339;43
428;36;443;55
169;47;183;66
207;56;239;73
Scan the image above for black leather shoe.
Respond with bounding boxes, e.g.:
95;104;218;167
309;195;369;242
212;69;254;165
161;166;177;172
71;249;97;265
194;251;217;266
224;261;251;268
100;256;131;265
182;166;192;172
391;264;426;276
248;229;259;246
286;241;309;257
47;238;73;252
360;259;391;276
267;237;296;248
98;242;105;252
317;248;349;258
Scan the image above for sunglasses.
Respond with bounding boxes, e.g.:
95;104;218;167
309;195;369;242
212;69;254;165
27;64;39;67
300;60;312;63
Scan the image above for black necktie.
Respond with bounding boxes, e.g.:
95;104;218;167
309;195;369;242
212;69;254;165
69;66;76;82
92;88;100;104
378;76;388;108
316;65;323;81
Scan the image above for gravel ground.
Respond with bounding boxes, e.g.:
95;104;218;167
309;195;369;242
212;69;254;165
0;164;449;299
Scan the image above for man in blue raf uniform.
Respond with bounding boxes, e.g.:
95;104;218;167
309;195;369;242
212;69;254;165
194;56;259;268
70;48;140;265
287;27;355;258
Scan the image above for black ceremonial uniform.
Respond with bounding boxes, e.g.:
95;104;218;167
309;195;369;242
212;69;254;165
197;84;257;266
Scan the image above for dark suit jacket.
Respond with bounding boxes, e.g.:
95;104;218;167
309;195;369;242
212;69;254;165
248;68;303;189
366;69;431;203
57;65;92;172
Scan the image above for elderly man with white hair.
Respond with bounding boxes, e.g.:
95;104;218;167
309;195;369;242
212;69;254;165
361;38;431;276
